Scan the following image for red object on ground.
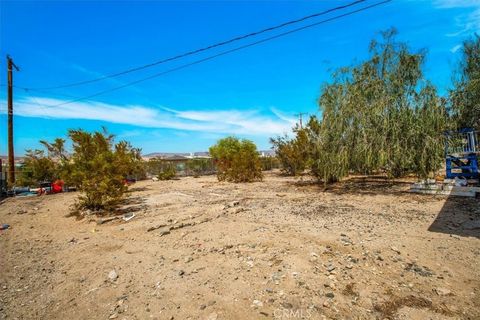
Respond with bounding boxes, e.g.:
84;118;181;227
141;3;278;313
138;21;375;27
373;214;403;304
51;180;64;193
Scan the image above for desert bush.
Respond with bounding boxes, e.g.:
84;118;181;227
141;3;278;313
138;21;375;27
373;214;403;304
146;159;177;180
259;156;279;171
17;150;57;187
270;125;310;175
68;129;143;212
186;158;215;177
157;161;177;180
209;137;263;182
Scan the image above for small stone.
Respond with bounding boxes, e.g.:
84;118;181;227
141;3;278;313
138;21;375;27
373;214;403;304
390;246;400;254
184;256;193;263
252;300;263;308
159;229;171;236
326;264;335;272
108;270;118;281
325;292;335;298
434;287;452;296
324;282;336;289
207;300;216;306
207;312;218;320
178;270;185;276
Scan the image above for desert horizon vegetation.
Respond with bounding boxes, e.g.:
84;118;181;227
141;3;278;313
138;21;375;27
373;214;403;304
12;28;480;214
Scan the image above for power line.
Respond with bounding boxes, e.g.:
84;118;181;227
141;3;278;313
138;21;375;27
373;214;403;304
26;0;392;109
29;0;367;90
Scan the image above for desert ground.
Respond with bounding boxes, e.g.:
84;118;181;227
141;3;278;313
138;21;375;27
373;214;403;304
0;172;479;320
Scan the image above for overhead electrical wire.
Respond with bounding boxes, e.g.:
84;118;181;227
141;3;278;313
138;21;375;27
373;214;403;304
23;0;391;108
28;0;368;90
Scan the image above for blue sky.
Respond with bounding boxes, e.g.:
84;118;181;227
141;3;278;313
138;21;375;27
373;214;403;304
0;0;479;155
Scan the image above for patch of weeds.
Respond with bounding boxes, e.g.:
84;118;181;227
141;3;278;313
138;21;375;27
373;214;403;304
405;262;435;277
374;295;454;319
342;283;359;298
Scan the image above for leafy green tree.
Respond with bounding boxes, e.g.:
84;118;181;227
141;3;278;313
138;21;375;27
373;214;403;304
450;34;480;129
296;28;448;185
209;136;263;182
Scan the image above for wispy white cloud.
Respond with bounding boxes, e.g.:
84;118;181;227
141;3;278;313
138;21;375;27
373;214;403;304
434;0;480;8
450;44;463;52
434;0;480;37
0;97;295;136
70;63;144;93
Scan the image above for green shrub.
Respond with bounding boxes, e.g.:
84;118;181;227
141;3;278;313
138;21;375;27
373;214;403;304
186;158;215;177
146;159;177;180
270;126;310;176
67;129;143;213
259;156;279;171
158;161;177;180
209;137;263;182
17;150;57;187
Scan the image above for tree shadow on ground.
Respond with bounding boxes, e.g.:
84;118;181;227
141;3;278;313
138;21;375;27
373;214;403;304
127;186;152;193
114;196;148;215
294;176;412;196
428;194;480;239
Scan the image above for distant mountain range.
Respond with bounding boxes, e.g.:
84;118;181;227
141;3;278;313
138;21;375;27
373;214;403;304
143;150;275;159
1;150;276;161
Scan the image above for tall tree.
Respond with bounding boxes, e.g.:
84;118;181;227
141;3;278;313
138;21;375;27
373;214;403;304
450;34;480;129
308;28;447;184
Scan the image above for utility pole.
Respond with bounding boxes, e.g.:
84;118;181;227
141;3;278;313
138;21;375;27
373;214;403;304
7;55;19;186
295;112;307;129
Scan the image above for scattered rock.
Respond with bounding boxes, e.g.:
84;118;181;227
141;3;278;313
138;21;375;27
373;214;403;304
390;246;401;254
434;287;452;296
252;300;263;308
159;229;171;237
325;264;336;272
108;270;118;281
207;312;218;320
405;262;434;277
325;292;335;298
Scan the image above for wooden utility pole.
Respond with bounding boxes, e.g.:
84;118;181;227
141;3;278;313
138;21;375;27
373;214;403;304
7;55;19;185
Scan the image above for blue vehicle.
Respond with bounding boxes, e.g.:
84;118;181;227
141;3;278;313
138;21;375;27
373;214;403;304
445;128;479;179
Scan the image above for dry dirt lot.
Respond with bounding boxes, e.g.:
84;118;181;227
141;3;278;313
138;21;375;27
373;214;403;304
0;172;479;320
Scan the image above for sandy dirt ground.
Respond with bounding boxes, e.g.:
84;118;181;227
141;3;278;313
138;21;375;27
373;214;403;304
0;172;479;320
